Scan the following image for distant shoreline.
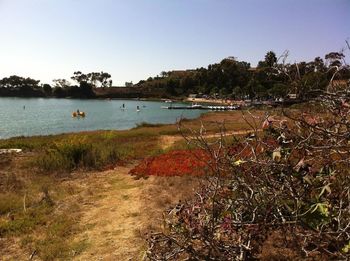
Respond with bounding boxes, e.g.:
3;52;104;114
0;95;234;105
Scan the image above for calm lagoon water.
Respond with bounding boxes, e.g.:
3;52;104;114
0;98;207;139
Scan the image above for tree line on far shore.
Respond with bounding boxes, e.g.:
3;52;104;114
0;51;349;99
136;51;350;100
0;71;112;98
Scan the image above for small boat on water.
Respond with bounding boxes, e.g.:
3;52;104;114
191;103;203;109
72;111;86;117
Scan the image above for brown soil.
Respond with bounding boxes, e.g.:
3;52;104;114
160;130;260;150
70;163;199;260
159;135;182;150
71;165;146;260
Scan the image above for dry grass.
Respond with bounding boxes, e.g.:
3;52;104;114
139;175;201;233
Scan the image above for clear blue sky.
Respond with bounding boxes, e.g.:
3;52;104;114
0;0;349;86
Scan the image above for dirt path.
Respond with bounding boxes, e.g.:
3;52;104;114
71;162;199;261
71;165;149;260
160;129;261;150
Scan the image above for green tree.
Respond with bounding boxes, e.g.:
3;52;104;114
231;86;243;99
0;75;40;89
312;57;326;72
53;79;71;89
160;71;169;78
79;81;95;98
97;72;112;87
269;83;288;98
52;87;65;97
125;81;133;87
264;51;277;67
325;52;345;67
71;71;112;87
42;84;52;95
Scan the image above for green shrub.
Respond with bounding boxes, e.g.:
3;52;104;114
0;193;22;214
35;138;120;172
34;215;79;260
135;122;165;128
0;203;53;236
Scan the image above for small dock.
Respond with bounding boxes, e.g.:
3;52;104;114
161;106;207;110
161;105;240;111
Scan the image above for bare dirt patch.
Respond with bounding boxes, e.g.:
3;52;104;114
72;164;200;260
72;165;147;260
159;129;260;151
159;135;182;150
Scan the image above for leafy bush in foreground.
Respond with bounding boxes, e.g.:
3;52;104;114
147;55;350;260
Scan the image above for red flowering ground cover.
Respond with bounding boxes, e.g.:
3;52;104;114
130;137;280;177
129;150;211;176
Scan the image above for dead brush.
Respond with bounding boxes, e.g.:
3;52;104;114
146;49;350;260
